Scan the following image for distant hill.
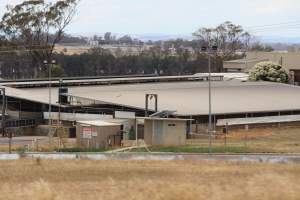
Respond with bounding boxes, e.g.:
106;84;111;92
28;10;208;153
71;32;193;41
130;33;193;41
73;32;300;43
259;36;300;44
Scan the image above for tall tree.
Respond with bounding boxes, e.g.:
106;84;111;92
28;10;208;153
193;21;250;59
104;32;112;43
0;0;79;77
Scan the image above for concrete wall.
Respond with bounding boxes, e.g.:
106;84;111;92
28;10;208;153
144;119;186;146
7;110;42;120
144;120;153;145
44;112;113;121
76;123;121;148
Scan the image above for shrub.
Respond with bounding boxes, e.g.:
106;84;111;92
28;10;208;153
249;61;289;83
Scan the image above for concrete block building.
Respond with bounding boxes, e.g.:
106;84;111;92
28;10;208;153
142;117;190;146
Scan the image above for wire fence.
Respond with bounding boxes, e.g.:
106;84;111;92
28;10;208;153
187;125;300;153
1;125;300;154
0;137;77;153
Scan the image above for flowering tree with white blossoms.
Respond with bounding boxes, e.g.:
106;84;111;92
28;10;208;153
249;61;289;83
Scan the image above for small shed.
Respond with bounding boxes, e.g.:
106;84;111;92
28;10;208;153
76;120;121;148
139;117;191;146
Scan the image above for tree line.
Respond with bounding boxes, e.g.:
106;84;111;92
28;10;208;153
0;0;265;79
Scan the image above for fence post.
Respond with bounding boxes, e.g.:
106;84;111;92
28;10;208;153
244;125;249;148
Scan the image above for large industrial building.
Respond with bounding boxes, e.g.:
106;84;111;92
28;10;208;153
1;74;300;146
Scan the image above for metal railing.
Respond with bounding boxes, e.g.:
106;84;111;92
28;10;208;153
4;118;41;128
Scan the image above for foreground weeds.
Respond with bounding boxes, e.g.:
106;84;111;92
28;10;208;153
0;159;300;200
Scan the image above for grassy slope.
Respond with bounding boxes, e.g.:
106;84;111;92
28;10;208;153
1;159;300;200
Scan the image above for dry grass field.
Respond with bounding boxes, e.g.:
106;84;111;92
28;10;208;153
1;159;300;200
54;45;89;55
186;127;300;153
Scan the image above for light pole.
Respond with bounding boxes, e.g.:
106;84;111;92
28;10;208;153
44;60;56;135
201;45;218;153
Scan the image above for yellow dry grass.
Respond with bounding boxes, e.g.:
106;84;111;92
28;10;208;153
54;45;89;55
188;127;300;153
0;159;300;200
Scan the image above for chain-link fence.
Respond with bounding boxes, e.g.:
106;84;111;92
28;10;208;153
2;123;300;153
187;123;300;153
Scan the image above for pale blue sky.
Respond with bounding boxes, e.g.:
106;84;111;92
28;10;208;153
1;0;300;37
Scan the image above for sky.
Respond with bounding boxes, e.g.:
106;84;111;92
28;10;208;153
1;0;300;38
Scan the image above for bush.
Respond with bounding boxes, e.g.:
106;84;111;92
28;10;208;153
249;61;289;83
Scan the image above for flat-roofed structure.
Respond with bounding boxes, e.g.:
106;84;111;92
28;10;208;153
247;52;300;84
223;58;268;72
7;80;300;117
224;52;300;83
217;114;300;126
0;74;223;88
2;74;300;126
76;120;122;148
2;75;300;136
140;117;190;146
247;52;300;71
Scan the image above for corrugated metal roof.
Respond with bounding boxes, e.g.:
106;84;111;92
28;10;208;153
224;58;267;63
137;117;193;121
65;81;300;116
77;120;121;127
1;74;222;88
6;81;300;116
3;86;60;106
217;114;300;126
194;73;249;81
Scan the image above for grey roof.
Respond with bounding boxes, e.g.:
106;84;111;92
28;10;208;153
77;120;121;127
217;114;300;126
223;58;267;64
137;117;193;121
15;81;300;116
3;86;60;106
194;73;249;81
1;75;223;88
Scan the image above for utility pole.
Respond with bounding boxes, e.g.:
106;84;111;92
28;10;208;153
201;45;218;154
0;88;5;138
44;60;56;135
0;88;9;153
58;79;63;125
208;49;212;153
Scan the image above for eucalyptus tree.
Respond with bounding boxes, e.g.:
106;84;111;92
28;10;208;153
0;0;79;77
193;21;251;59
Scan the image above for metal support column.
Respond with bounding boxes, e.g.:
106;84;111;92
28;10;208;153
0;88;5;137
145;94;158;117
208;53;212;153
58;79;63;125
145;95;149;117
0;89;9;153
